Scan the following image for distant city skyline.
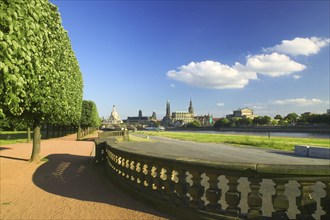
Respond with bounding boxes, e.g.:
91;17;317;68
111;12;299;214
52;0;330;119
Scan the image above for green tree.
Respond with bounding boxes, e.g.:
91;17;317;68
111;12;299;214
214;118;231;128
236;117;253;127
186;120;201;128
284;113;299;125
274;114;283;120
79;100;100;138
0;0;83;162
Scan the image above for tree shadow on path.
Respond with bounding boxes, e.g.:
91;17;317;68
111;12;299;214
32;154;172;218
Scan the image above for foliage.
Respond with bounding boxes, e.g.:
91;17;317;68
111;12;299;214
214;118;231;128
284;113;299;125
136;131;330;151
80;100;101;128
0;116;27;130
0;0;83;161
185;120;201;128
274;114;283;120
253;116;271;126
298;113;330;125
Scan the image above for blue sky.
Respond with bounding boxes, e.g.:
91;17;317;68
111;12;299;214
52;0;329;119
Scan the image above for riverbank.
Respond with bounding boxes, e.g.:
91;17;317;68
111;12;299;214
172;125;330;134
136;131;329;151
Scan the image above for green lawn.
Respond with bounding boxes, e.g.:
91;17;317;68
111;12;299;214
0;131;30;145
136;131;330;151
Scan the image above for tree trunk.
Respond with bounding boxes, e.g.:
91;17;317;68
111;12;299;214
27;127;31;143
77;126;81;140
30;125;41;162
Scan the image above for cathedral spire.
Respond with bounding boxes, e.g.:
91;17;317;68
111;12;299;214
166;100;171;118
188;98;194;115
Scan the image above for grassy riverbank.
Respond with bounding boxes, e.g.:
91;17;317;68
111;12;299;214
136;131;329;151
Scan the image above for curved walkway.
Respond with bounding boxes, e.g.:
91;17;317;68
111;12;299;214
0;133;172;219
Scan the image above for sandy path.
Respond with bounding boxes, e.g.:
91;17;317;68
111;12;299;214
0;133;172;219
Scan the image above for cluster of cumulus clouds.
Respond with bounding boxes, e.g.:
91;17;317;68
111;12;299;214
167;37;330;90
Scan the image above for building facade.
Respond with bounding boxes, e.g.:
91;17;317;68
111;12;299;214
226;108;256;119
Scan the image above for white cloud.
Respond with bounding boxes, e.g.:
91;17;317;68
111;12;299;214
170;84;176;88
235;53;306;77
167;61;257;89
217;102;225;106
265;37;330;56
271;98;323;106
293;75;301;80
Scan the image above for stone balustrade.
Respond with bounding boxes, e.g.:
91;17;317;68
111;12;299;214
98;130;129;141
95;139;330;220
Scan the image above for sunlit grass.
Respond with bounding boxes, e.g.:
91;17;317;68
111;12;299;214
0;139;29;145
136;131;329;151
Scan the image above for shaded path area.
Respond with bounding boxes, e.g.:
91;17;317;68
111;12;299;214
0;133;172;219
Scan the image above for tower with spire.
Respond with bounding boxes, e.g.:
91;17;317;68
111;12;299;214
188;98;194;116
166;100;171;119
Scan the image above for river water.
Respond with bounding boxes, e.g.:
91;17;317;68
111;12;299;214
174;130;330;139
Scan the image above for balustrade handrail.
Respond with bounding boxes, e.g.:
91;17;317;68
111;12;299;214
95;139;330;220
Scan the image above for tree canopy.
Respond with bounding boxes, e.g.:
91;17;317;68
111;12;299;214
80;100;101;128
0;0;83;161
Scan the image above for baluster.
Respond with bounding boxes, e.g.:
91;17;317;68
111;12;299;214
162;166;175;200
120;158;126;177
296;181;317;220
205;173;221;213
188;170;205;209
174;169;189;206
142;164;150;189
272;179;289;219
135;162;143;187
152;164;162;191
129;161;136;182
124;159;131;179
225;176;241;217
115;156;120;174
321;180;330;220
247;177;262;220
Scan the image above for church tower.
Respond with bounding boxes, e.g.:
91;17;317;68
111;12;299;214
166;100;171;118
188;98;194;116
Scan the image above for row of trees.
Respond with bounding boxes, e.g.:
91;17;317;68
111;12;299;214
214;112;330;128
0;0;84;161
77;100;101;139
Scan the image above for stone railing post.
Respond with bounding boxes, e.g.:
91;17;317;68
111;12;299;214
162;166;175;200
188;170;205;209
205;173;221;213
225;176;241;217
174;169;189;206
272;179;289;219
247;177;263;219
296;180;317;219
321;180;330;220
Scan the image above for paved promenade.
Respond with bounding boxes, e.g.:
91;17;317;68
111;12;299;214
118;133;329;165
0;133;171;220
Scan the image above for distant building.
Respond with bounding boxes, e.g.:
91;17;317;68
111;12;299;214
226;108;256;119
101;105;122;128
161;99;213;127
127;110;156;126
195;114;214;127
327;109;330;115
108;105;122;124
